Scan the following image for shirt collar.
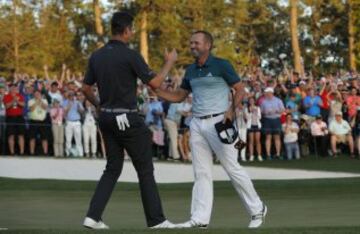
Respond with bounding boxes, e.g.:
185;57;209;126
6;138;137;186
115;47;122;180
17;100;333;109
196;54;214;68
108;40;127;46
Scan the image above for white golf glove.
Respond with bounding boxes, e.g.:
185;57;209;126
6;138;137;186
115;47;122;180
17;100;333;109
116;114;130;131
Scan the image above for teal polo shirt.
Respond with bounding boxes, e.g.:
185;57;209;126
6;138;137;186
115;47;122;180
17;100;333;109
180;54;240;117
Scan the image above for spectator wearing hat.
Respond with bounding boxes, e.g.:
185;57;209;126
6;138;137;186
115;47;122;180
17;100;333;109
297;80;308;99
310;115;329;157
3;84;26;155
50;99;64;157
282;114;300;160
260;87;285;160
329;112;354;157
28;90;49;155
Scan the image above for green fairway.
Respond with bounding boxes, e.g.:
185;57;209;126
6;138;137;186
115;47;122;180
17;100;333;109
241;155;360;173
1;177;360;233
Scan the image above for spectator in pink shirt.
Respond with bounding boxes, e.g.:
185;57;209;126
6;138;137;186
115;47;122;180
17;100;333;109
310;115;329;157
50;99;64;157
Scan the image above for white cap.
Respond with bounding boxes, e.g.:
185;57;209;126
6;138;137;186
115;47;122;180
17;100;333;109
320;77;326;82
264;87;274;93
299;80;306;85
335;111;343;116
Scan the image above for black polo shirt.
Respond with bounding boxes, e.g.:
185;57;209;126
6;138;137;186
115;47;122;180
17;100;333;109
83;40;156;109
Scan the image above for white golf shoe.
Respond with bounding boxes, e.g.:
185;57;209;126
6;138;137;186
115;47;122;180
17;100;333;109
83;217;109;230
177;220;208;229
248;204;267;228
150;220;178;229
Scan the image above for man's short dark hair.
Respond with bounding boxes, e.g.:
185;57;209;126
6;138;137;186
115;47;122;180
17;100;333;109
111;12;133;36
51;81;58;87
192;30;213;50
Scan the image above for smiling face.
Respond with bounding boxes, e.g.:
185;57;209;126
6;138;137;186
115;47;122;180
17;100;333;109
190;33;211;59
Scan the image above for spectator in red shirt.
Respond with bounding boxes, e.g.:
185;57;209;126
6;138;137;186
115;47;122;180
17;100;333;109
3;84;26;155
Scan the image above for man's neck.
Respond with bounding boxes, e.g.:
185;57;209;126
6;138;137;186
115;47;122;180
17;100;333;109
111;35;128;44
196;53;210;66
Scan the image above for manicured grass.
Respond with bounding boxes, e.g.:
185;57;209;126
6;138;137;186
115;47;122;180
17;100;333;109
241;154;360;173
3;227;360;234
1;177;360;233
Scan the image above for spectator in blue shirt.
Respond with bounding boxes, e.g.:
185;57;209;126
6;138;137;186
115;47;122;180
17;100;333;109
303;88;323;118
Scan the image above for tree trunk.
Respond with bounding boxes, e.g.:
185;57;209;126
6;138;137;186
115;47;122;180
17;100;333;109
93;0;104;48
348;0;356;71
140;10;149;64
290;0;302;75
12;0;19;72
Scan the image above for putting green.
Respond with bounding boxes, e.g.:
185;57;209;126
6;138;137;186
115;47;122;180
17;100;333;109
1;177;360;233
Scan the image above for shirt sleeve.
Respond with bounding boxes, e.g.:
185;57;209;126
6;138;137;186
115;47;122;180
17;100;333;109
220;60;240;86
180;69;192;91
130;51;156;84
83;54;96;85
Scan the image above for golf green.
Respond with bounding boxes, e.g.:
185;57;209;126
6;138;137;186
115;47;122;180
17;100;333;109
1;177;360;233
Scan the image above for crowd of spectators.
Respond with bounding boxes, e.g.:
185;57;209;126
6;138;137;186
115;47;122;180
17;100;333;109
0;64;359;162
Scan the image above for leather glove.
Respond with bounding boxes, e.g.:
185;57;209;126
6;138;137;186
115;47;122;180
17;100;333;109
116;114;130;131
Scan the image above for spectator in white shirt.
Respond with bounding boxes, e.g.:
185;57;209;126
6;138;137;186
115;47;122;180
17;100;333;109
329;112;354;157
282;114;300;160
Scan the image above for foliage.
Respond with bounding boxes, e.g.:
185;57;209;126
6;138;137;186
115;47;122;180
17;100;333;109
0;0;359;77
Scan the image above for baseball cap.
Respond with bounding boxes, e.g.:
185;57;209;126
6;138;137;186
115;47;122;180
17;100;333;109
335;111;343;116
264;87;274;93
299;80;306;85
214;120;238;144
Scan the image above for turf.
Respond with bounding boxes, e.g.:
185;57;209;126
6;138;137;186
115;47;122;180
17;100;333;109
1;177;360;233
241;154;360;173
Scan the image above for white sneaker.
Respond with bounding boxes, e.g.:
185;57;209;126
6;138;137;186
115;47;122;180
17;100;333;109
249;155;254;162
177;220;208;229
150;220;177;229
248;205;267;228
257;155;263;162
83;217;109;229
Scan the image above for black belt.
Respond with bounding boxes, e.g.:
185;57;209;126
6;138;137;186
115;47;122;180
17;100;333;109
100;108;138;114
198;112;224;120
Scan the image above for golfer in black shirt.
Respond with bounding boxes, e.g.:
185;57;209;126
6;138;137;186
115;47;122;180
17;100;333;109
81;12;178;229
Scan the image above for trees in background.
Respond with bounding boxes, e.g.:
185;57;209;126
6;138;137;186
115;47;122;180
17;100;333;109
0;0;359;78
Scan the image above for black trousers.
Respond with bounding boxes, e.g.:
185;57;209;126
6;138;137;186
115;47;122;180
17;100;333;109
86;112;165;227
313;135;329;157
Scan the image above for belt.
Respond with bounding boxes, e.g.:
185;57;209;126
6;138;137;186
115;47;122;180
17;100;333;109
198;112;224;120
100;108;138;114
67;120;80;122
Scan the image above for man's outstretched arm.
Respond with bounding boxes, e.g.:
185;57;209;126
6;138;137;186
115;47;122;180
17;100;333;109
154;87;190;103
